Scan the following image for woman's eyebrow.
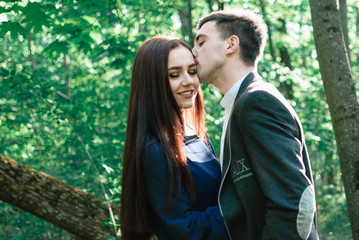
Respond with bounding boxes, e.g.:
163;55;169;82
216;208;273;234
168;63;196;71
168;66;182;70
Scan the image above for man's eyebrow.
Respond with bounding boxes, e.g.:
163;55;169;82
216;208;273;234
195;34;205;42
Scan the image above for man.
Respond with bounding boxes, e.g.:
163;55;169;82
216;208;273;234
193;10;319;240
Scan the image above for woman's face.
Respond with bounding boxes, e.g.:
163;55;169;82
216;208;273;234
167;45;199;109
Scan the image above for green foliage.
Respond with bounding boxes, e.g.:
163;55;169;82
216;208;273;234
316;185;352;239
0;201;73;240
1;0;357;238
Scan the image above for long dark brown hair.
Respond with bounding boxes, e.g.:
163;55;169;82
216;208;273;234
120;36;207;240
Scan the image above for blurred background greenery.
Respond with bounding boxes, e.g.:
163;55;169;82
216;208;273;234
0;0;358;239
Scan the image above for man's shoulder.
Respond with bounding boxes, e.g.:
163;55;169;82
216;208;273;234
232;78;291;119
240;78;284;102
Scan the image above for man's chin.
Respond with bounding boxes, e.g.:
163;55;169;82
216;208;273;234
199;78;210;84
197;74;206;83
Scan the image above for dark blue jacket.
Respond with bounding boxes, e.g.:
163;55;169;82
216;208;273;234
219;73;319;239
142;135;229;240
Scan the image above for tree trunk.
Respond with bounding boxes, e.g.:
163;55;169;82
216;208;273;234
206;0;214;12
278;18;293;100
298;3;308;68
309;1;359;239
179;0;194;45
64;54;72;98
28;30;36;72
356;6;359;62
217;0;224;10
339;0;351;64
258;0;276;62
0;155;119;240
205;0;223;12
278;19;293;70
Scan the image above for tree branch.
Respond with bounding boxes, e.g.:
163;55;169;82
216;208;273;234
0;155;119;240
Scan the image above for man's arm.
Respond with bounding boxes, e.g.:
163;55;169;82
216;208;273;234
237;88;316;240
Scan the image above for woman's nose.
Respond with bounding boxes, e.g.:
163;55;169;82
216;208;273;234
183;73;195;85
192;48;198;58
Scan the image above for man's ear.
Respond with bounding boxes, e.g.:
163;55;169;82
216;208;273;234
225;35;239;54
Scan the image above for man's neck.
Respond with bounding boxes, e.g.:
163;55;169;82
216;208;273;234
214;63;255;95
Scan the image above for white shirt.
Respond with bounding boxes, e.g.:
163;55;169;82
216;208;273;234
220;76;247;170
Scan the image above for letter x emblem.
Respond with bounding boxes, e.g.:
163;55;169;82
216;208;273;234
234;158;250;175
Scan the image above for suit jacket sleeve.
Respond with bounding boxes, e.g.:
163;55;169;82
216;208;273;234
142;141;228;240
236;88;316;239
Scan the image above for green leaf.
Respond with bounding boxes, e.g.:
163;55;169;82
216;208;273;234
21;2;50;32
43;39;70;57
0;21;26;39
0;67;10;77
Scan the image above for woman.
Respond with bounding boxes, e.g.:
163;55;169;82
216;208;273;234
120;36;228;240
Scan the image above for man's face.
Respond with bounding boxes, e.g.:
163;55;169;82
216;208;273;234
193;21;227;84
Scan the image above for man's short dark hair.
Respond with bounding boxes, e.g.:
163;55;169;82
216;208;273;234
197;10;267;66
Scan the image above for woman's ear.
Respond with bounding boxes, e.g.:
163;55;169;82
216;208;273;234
225;35;239;54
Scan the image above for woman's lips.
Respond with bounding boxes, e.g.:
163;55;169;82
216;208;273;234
178;90;195;97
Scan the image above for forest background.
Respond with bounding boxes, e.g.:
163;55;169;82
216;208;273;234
0;0;358;239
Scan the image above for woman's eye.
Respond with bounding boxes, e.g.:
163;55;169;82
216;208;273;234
189;69;197;75
169;73;179;78
199;41;204;46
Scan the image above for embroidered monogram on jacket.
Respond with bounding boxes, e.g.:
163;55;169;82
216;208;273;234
232;158;252;182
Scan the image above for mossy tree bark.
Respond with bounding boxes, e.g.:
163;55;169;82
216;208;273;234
309;1;359;239
0;155;119;240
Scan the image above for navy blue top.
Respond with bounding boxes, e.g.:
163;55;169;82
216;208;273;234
142;134;229;240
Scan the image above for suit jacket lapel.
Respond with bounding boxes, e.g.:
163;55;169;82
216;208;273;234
222;72;256;173
222;72;261;172
234;72;261;102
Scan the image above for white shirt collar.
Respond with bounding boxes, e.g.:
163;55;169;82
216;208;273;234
220;75;247;110
219;74;247;171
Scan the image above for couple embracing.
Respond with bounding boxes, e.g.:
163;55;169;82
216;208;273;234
120;9;319;240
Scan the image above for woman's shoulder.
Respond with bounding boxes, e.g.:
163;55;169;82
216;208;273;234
144;134;161;151
143;135;166;166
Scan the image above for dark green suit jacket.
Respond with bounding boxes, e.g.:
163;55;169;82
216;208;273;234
219;72;319;240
